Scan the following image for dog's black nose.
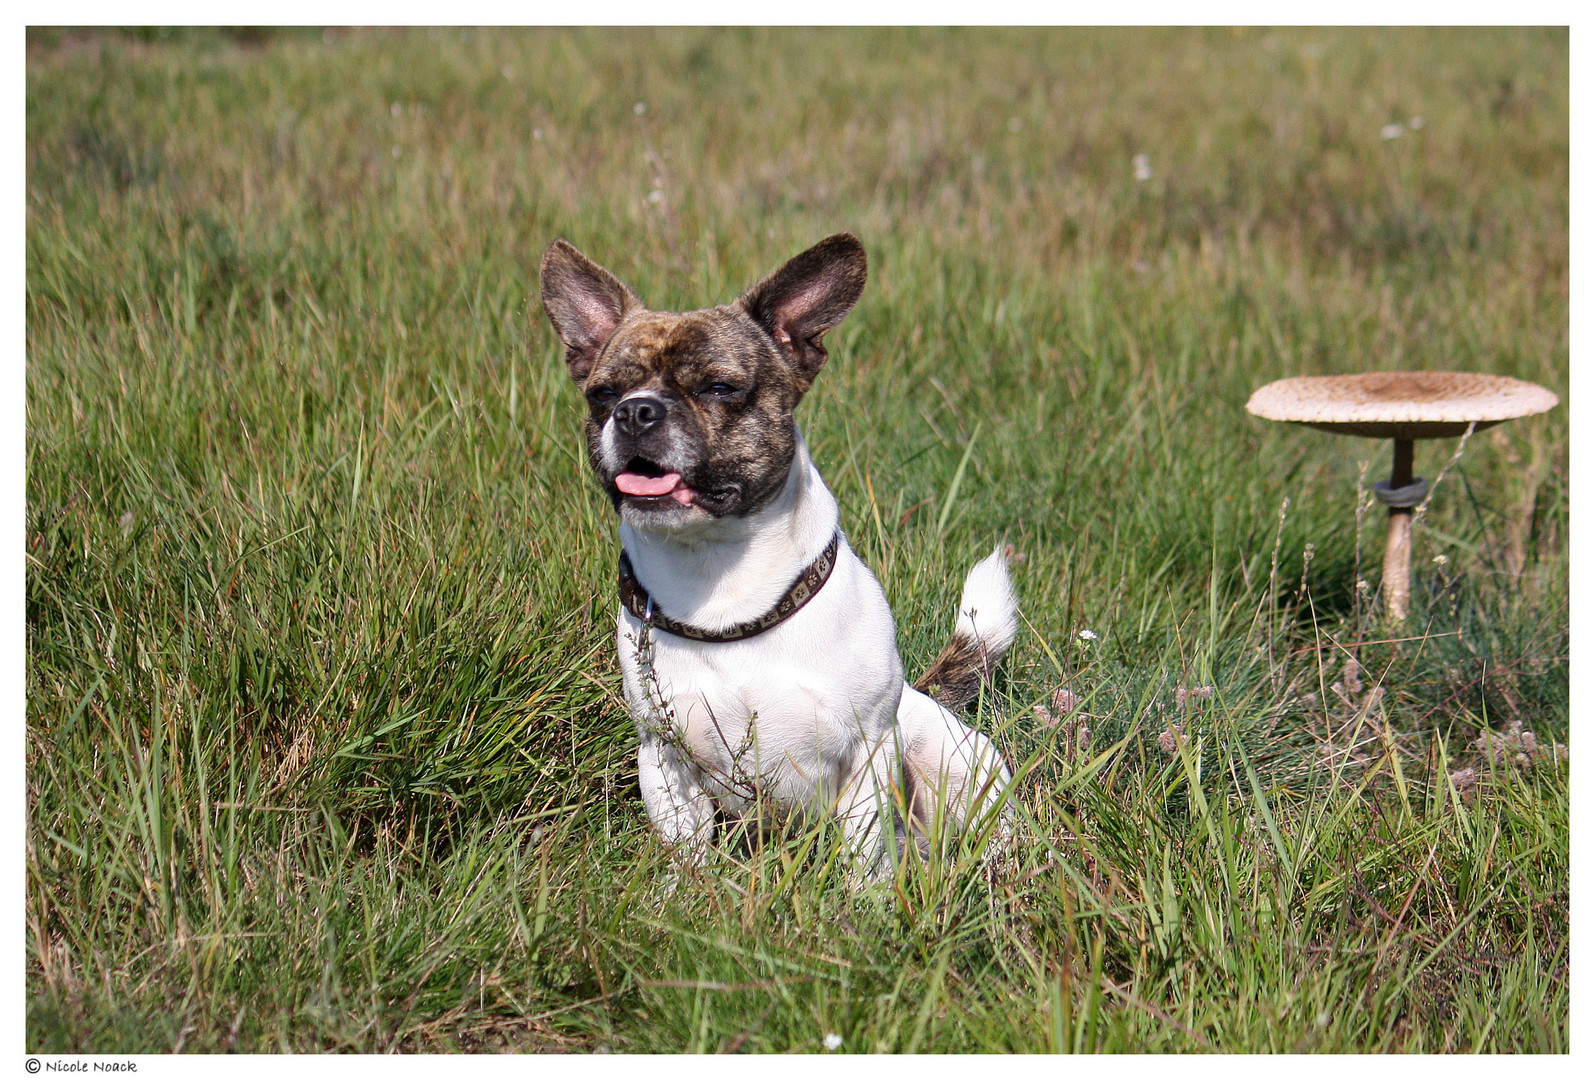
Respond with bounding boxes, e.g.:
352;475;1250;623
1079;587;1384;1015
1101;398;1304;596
613;393;667;437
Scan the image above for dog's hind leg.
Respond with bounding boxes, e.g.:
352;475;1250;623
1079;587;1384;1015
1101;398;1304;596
896;686;1013;850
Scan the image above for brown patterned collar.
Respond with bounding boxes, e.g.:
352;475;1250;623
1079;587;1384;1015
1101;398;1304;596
618;532;841;643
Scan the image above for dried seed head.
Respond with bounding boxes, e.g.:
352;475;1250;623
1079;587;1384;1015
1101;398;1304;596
1470;720;1566;765
1342;658;1363;695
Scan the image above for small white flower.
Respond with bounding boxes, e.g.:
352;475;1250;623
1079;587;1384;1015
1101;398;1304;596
1433;554;1448;565
1132;153;1153;182
647;189;665;204
633;101;647;116
1409;115;1425;130
1078;629;1098;641
1380;123;1405;140
823;1032;843;1050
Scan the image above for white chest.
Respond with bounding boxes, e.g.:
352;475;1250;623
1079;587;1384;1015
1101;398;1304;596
615;556;903;809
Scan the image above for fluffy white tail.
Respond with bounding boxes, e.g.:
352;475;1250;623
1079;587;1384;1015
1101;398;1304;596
914;545;1019;711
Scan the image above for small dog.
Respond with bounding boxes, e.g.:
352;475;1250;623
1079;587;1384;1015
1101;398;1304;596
540;233;1015;877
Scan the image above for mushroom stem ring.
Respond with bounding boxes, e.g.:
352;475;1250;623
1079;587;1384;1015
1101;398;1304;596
1246;372;1557;623
1372;476;1428;508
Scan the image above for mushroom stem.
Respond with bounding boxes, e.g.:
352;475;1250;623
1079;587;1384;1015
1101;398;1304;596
1383;438;1415;621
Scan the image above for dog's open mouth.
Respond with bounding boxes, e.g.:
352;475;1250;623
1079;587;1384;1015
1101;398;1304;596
615;458;698;506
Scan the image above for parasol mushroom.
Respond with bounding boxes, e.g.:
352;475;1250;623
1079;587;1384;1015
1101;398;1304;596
1246;371;1558;621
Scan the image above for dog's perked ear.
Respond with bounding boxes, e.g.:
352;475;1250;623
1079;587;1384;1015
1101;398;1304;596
737;233;867;392
540;239;643;383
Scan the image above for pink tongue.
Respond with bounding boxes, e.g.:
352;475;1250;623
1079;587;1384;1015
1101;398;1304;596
616;471;695;505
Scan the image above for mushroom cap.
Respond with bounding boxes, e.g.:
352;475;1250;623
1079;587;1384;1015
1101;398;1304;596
1246;372;1558;439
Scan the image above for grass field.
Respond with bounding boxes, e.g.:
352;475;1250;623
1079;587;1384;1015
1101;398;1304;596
25;27;1568;1053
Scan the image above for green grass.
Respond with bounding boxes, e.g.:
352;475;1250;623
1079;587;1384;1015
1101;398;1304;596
25;27;1567;1053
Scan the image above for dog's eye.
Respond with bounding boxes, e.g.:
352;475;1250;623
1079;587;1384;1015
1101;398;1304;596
698;382;742;399
587;386;619;405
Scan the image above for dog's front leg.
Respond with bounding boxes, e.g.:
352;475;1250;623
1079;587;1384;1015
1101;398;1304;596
638;735;717;862
834;734;899;882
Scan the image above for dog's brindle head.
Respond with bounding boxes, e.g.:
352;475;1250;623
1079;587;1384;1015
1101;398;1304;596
540;234;867;531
